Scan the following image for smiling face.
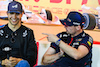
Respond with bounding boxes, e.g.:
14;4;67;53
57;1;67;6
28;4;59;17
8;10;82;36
7;12;23;26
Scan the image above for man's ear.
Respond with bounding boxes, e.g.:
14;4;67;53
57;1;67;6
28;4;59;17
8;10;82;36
7;11;8;15
21;12;24;16
22;12;24;15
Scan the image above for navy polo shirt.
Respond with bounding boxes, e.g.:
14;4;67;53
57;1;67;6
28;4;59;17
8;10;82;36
50;31;93;67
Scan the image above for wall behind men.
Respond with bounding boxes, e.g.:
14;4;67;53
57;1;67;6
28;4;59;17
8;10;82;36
16;0;99;19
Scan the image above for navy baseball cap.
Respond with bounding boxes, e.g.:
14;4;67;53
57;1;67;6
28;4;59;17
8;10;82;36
7;1;23;14
60;11;85;26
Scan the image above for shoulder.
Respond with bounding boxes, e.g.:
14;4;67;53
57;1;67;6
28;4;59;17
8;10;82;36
81;32;93;44
20;25;34;38
0;25;6;36
80;32;93;50
83;32;93;40
0;25;6;32
21;25;33;32
0;25;5;29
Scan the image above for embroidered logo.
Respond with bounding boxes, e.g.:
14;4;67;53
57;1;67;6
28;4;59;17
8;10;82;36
89;37;93;43
23;30;27;37
82;33;85;37
72;42;79;47
73;22;80;25
60;34;62;38
76;38;82;42
63;34;68;37
0;30;4;36
67;18;71;22
5;34;9;38
87;41;91;46
12;4;18;8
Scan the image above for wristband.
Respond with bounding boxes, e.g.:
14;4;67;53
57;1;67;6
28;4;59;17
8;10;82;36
55;39;61;46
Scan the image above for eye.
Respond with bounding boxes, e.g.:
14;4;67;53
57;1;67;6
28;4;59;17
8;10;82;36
16;13;20;15
9;12;20;15
40;12;44;14
10;12;14;14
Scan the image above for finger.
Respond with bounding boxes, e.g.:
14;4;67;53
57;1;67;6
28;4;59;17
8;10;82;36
10;60;17;66
42;33;49;35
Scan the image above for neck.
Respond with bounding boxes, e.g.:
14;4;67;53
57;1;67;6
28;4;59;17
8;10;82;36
71;29;83;37
8;22;21;32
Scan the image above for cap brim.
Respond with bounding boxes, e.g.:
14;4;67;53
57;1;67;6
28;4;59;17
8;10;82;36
60;19;73;26
7;11;22;14
60;19;66;25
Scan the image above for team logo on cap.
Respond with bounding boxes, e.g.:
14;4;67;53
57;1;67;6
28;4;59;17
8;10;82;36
67;18;71;22
12;4;18;8
64;22;67;26
73;22;80;25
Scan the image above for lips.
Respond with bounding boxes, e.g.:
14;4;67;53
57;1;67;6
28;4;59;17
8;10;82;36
11;19;17;22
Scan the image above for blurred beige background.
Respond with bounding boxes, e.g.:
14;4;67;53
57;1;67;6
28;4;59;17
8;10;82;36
0;19;100;42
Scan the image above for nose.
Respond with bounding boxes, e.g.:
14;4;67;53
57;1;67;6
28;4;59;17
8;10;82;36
13;13;17;18
64;25;68;28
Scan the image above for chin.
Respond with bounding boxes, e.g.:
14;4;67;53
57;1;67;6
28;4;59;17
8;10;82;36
11;21;19;25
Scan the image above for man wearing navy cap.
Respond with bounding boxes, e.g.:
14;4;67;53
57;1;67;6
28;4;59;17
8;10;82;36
36;11;93;67
0;1;37;67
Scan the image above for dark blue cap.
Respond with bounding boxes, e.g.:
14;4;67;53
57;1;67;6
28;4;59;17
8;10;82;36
7;1;23;14
60;11;85;26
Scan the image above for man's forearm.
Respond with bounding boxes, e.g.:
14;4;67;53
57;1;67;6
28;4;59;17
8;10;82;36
42;53;60;65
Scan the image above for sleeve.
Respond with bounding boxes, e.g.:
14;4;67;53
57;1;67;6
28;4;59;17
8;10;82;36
50;32;68;53
80;36;93;52
50;42;60;53
26;30;37;67
50;33;61;53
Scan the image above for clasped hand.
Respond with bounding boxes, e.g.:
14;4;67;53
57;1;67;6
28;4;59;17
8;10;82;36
2;57;22;67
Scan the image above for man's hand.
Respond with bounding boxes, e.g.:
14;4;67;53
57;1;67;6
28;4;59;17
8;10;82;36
58;49;64;58
9;57;22;67
1;57;22;67
2;59;11;67
42;33;59;42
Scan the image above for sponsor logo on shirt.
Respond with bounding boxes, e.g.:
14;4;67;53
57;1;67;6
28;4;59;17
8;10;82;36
23;30;27;37
72;42;79;47
0;30;4;36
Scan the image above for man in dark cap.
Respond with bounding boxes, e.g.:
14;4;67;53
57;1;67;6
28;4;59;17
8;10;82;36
0;1;37;67
36;11;93;67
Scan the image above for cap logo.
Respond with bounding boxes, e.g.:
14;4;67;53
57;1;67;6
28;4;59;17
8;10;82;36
12;4;18;8
73;22;80;25
64;22;67;26
67;18;71;22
